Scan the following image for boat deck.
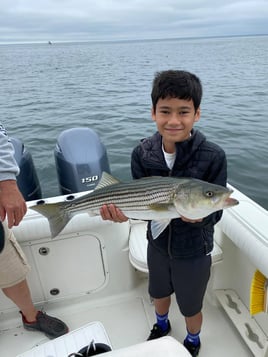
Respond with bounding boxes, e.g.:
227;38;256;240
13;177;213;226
0;277;253;357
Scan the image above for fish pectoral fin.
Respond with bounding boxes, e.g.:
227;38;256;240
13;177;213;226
151;219;171;240
95;171;121;190
149;203;173;211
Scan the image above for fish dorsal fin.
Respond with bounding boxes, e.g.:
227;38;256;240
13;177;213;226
95;171;121;190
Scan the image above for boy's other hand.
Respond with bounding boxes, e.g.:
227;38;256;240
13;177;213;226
181;215;203;223
100;204;128;223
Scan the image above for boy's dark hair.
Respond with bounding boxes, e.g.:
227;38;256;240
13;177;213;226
151;70;202;113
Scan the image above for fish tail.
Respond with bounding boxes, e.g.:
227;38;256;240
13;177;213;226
30;202;71;238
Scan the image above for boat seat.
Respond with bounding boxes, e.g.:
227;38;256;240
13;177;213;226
129;221;149;273
16;321;112;357
102;336;191;356
129;221;223;273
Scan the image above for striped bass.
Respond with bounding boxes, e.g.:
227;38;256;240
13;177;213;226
30;172;239;238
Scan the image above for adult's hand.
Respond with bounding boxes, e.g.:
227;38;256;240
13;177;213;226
0;180;27;228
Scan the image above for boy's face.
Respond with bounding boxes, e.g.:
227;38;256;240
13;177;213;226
152;97;200;153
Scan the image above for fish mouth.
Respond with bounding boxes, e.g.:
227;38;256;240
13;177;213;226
224;197;239;207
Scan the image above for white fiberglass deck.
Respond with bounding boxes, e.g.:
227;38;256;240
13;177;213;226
0;279;253;357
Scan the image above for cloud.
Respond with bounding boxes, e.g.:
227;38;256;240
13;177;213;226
0;0;267;43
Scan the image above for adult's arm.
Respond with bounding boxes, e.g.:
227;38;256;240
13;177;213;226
0;124;27;227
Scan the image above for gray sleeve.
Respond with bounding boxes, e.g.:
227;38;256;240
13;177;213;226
0;124;20;181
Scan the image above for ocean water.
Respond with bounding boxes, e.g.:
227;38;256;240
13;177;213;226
0;35;268;209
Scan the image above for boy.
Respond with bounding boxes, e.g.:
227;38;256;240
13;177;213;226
100;70;227;356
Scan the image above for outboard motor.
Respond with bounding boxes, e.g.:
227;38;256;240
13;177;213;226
10;137;42;201
54;127;111;195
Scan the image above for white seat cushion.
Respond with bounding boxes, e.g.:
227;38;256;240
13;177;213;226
129;221;223;272
129;222;149;273
102;336;191;357
16;321;111;357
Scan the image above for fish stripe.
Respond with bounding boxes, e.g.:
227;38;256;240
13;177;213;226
65;180;176;214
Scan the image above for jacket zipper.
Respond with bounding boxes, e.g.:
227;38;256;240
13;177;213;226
167;169;173;258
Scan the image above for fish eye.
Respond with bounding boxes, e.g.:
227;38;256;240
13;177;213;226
205;191;214;197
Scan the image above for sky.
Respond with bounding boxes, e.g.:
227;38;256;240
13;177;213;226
0;0;268;43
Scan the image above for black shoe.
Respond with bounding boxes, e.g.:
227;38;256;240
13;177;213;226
183;339;201;357
147;320;171;340
21;310;69;339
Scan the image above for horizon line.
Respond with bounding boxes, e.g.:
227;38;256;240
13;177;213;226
0;33;267;46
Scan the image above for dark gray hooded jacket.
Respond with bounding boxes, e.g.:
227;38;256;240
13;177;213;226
131;129;227;259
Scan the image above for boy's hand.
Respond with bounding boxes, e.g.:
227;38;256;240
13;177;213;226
0;180;27;228
100;204;128;223
181;216;203;223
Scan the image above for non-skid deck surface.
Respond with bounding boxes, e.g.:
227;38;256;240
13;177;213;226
0;284;253;357
0;292;151;357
